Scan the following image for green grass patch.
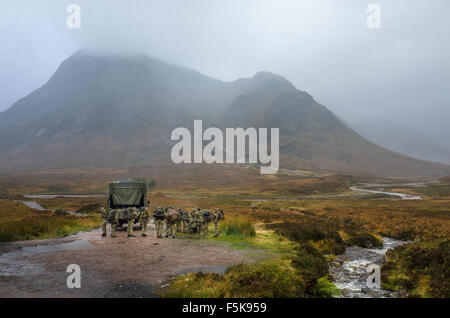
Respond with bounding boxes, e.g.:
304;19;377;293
164;223;342;298
0;215;100;242
315;276;341;297
220;217;256;238
161;260;306;298
382;240;450;297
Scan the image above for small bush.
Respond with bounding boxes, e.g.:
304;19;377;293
162;262;306;298
76;204;102;214
346;232;383;248
220;218;256;238
266;221;347;255
315;276;341;298
292;242;329;294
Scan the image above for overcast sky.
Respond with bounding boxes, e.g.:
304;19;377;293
1;0;449;148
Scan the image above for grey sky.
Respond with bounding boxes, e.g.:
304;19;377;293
1;0;449;148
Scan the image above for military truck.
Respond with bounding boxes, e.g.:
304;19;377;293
107;181;147;228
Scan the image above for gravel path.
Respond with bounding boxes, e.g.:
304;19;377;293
0;224;256;298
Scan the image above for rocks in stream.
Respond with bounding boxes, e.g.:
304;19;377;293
329;237;410;298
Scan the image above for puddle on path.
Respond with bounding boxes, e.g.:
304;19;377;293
0;240;91;277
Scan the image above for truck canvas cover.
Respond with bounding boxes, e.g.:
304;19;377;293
109;182;147;208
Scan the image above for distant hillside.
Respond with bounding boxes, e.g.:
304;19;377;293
0;50;449;178
352;119;450;165
440;175;450;183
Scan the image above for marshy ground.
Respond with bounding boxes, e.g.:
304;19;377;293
0;167;448;297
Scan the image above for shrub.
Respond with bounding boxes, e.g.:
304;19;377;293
346;232;383;248
162;262;305;298
266;221;347;255
76;204;102;214
315;276;341;298
220;218;256;238
382;240;450;297
292;242;329;294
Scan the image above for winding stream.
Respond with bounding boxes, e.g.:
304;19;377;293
23;194;106;199
329;237;410;298
20;194;106;216
22;201;46;211
350;186;422;200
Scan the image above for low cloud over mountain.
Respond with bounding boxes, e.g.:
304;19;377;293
0;51;448;177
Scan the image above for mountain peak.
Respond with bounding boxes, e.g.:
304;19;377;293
254;71;284;79
252;71;291;85
0;52;449;177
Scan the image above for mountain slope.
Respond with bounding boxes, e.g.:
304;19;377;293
219;73;450;177
351;119;450;165
0;51;449;177
0;51;240;169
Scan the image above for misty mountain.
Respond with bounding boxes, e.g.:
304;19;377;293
351;120;450;165
0;51;449;177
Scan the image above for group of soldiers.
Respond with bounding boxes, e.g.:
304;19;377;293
100;203;224;239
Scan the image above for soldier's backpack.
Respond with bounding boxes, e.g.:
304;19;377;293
202;210;210;220
153;207;166;220
166;208;179;223
121;208;134;221
141;208;150;220
180;210;189;221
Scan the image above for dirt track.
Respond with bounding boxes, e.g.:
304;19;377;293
0;222;257;297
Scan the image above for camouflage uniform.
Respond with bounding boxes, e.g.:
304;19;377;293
176;208;183;233
211;208;224;237
153;206;166;238
165;221;175;238
165;207;177;238
109;209;119;237
185;211;193;233
100;206;109;237
179;209;190;233
140;207;150;237
127;207;140;237
191;207;204;238
200;210;211;239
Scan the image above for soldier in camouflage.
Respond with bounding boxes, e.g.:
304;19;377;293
140;207;150;237
109;209;119;237
211;208;225;237
187;207;196;233
179;209;190;233
127;207;140;238
176;208;183;233
191;207;204;239
200;210;211;239
135;200;151;237
165;206;177;238
153;206;166;238
186;210;194;233
100;204;109;237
